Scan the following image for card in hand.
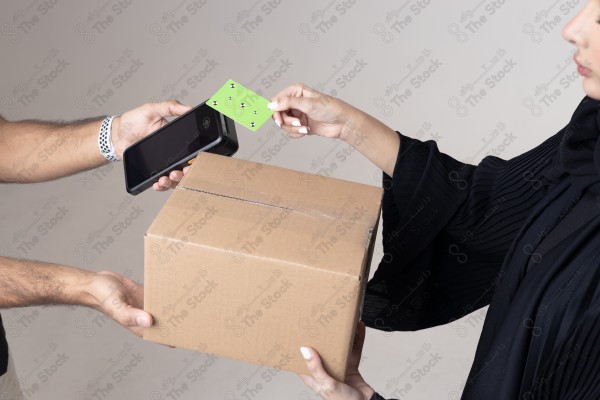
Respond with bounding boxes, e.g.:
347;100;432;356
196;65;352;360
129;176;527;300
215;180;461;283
206;79;273;132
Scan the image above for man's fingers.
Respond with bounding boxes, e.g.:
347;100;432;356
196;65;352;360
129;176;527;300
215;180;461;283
122;277;145;309
136;311;153;327
147;99;192;119
112;303;153;329
157;99;192;117
169;170;184;182
129;326;144;337
153;174;184;191
153;181;168;191
156;176;172;190
128;313;153;337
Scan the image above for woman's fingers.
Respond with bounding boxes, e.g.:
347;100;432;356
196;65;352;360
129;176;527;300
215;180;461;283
300;347;340;397
270;82;319;104
348;321;367;371
269;94;320;119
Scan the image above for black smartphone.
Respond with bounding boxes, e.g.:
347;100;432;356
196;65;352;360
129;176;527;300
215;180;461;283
123;101;238;195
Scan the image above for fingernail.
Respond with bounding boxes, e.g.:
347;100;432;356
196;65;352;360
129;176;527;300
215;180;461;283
136;315;151;327
292;120;301;127
300;347;312;360
267;101;278;110
274;119;282;128
299;127;308;134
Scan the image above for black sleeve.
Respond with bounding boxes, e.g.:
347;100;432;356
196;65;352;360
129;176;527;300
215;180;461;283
362;131;563;331
0;314;8;375
370;392;396;400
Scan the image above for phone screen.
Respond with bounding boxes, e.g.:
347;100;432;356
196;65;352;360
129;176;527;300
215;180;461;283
124;103;222;193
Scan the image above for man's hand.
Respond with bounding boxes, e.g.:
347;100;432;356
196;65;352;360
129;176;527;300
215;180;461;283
0;257;152;336
152;165;191;192
111;99;192;192
299;322;375;400
0;99;192;183
83;270;152;337
111;100;192;160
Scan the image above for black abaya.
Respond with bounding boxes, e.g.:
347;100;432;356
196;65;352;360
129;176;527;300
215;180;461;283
363;97;600;399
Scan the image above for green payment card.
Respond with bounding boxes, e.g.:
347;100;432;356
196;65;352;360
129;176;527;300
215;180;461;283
206;79;273;132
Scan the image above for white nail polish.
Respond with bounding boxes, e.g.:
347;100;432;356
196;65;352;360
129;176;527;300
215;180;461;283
267;101;278;110
300;347;312;360
299;127;308;134
292;120;301;127
275;119;282;128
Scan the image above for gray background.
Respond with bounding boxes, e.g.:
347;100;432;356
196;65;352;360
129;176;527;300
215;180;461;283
0;0;586;399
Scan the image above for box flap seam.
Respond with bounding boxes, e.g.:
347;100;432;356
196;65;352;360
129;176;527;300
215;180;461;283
179;185;294;212
178;185;375;225
145;232;363;280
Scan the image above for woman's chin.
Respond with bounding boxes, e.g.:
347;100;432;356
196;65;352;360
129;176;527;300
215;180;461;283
582;80;600;100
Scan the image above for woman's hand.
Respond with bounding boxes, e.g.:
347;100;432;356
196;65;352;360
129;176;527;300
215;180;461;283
268;83;399;176
268;83;362;140
299;322;375;400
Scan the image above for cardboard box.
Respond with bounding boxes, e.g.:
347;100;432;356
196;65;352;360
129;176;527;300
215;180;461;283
143;153;382;381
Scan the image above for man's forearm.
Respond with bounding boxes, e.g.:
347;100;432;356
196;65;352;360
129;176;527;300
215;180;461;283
0;256;94;308
0;116;108;183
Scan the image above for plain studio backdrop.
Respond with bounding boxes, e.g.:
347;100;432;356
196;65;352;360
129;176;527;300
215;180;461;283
0;1;585;399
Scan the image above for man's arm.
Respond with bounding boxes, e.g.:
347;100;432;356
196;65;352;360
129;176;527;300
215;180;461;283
0;100;192;183
0;256;152;336
0;115;106;183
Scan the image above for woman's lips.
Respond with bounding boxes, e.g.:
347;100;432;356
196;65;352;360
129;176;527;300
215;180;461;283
575;57;592;77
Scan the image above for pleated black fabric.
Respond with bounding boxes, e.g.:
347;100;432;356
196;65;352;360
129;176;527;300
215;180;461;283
363;97;600;399
0;314;6;375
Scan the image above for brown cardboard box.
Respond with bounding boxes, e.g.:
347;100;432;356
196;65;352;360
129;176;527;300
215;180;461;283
143;153;382;381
